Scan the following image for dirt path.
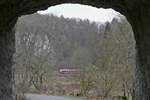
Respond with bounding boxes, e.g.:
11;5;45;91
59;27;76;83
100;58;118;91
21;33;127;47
25;94;83;100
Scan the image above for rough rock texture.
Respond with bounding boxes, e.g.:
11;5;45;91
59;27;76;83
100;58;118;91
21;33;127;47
0;0;150;100
125;1;150;100
0;29;15;99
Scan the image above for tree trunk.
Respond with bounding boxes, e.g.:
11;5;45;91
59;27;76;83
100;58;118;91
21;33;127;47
0;29;15;100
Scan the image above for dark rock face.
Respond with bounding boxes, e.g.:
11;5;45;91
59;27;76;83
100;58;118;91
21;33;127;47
0;29;15;99
0;0;150;100
125;2;150;100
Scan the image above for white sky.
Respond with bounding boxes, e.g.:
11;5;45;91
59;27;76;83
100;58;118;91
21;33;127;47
38;3;121;23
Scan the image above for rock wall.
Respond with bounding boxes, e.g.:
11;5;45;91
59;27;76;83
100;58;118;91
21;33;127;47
0;29;15;99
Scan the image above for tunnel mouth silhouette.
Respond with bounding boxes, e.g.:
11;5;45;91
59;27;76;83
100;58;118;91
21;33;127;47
14;3;136;100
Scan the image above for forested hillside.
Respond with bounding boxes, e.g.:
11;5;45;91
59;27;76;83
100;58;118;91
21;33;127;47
14;13;135;100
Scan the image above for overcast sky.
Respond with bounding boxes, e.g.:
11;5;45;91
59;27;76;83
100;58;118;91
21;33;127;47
38;3;121;23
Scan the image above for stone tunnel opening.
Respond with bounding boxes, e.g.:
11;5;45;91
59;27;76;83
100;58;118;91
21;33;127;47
13;3;136;100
